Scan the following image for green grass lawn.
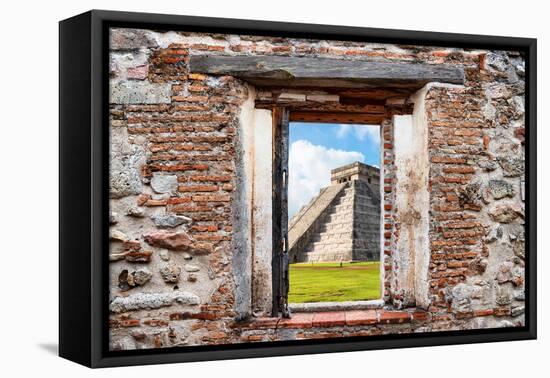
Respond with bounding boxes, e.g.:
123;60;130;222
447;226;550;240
288;262;380;303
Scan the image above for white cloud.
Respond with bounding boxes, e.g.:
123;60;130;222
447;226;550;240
336;124;380;144
288;140;364;219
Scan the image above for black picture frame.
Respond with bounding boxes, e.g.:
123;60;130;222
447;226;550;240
59;9;537;368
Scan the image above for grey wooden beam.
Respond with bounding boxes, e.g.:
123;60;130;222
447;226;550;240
189;55;464;89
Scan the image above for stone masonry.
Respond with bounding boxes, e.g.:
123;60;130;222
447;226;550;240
108;26;526;350
288;162;380;263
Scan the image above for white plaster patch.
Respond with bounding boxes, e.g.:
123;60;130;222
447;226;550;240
153;32;230;49
252;108;273;315
393;87;430;308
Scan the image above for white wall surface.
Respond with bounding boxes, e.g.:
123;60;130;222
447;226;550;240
0;0;546;376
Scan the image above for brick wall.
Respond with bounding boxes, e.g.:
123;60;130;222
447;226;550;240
108;27;525;350
425;56;525;322
381;118;396;305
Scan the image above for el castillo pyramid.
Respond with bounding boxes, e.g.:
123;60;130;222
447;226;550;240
288;161;381;263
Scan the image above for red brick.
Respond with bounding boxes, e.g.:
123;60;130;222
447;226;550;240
272;46;292;53
171;204;211;213
136;194;151;206
432;314;453;322
464;204;482;211
247;317;279;329
345;310;377;326
194;234;226;241
493;307;511;317
245;334;265;342
144;199;167;207
150;163;209;172
279;313;314;329
206;331;227;340
445;221;482;229
143;319;169;327
432;50;450;58
443;166;476;174
188;84;208;92
189;175;232;182
442;176;471;184
431;156;467;164
378;310;410;324
483;135;490;150
178;185;219;192
411;311;430;322
454;129;482;137
119;319;141;327
473;309;494;317
172;95;208;103
446;194;459;202
191;225;218;232
455;312;474;319
172;104;209;112
166;197;192;204
447;261;469;268
312;312;346;327
188;73;207;81
191;43;225;51
515;127;525;144
193;195;231;202
170;311;219;321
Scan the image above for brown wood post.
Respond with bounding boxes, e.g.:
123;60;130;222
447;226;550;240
271;107;290;317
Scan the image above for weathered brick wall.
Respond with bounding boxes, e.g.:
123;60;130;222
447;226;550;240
380;117;398;305
425;53;526;324
109;30;249;349
108;27;525;350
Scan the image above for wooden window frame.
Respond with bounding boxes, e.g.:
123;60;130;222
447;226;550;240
271;108;385;317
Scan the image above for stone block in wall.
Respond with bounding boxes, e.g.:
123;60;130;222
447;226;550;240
110;127;145;198
110;291;200;313
151;213;191;228
110;81;172;104
497;156;524;177
487;180;515;200
110;28;158;50
151;174;178;194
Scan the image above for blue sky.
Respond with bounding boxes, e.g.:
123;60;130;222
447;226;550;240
289;122;380;167
288;122;380;218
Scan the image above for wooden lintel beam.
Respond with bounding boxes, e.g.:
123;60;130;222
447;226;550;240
189;55;465;88
255;101;386;114
289;111;385;125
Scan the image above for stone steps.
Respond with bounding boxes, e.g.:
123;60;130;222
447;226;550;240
301;250;354;262
293;178;381;263
313;233;354;244
304;183;356;257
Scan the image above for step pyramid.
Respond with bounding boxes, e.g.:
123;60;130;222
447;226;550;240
288;162;380;263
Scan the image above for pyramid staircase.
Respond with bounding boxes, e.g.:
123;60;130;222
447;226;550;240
288;179;380;263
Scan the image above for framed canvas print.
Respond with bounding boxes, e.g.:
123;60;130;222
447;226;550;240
59;10;536;368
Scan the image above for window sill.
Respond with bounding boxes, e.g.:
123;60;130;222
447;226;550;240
236;308;429;329
289;299;384;313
